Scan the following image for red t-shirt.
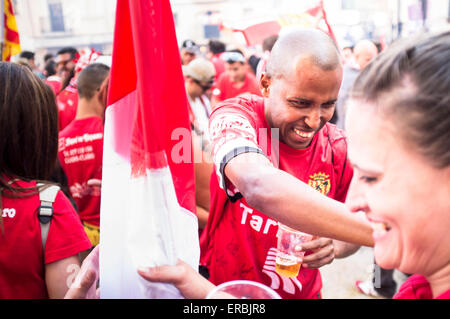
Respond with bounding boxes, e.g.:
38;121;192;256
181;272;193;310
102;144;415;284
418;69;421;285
211;53;225;81
437;290;450;299
57;83;79;132
394;274;450;299
213;72;262;102
199;95;353;299
45;76;62;96
0;180;91;298
58;116;104;227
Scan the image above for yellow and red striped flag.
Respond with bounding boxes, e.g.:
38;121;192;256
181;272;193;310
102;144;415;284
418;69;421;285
1;0;21;61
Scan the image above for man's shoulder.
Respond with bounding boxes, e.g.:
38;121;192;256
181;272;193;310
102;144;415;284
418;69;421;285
212;95;265;120
59;117;103;138
321;122;347;141
59;121;76;138
245;71;259;82
318;123;349;154
216;70;229;83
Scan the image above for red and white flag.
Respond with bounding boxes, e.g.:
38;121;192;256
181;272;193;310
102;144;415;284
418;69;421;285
99;0;198;298
229;0;336;46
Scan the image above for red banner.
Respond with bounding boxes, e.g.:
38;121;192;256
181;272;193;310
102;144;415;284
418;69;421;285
107;0;195;213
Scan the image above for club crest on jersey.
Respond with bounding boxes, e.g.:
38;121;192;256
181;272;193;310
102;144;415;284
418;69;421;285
308;172;330;195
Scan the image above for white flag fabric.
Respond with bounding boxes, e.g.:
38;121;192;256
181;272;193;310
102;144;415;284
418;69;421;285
99;0;199;299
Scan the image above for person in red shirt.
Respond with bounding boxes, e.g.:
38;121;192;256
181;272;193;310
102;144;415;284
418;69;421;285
57;78;79;131
182;58;216;230
69;31;450;301
197;29;375;299
207;39;226;81
59;63;110;251
55;47;80;131
0;62;91;299
211;50;262;108
55;47;79;92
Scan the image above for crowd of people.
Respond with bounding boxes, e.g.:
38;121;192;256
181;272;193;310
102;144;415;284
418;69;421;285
0;25;449;300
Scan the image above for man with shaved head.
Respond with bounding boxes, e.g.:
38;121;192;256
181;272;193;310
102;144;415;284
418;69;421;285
199;28;372;299
353;39;378;70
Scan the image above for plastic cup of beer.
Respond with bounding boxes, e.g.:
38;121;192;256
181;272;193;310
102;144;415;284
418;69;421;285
206;280;281;299
275;223;313;278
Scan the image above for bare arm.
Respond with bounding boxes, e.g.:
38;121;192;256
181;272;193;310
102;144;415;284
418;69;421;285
224;152;374;247
196;205;209;229
46;255;81;298
64;246;100;299
332;212;366;258
333;240;360;258
193;133;213;229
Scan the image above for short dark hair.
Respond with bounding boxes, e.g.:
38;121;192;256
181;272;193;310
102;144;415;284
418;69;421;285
77;63;110;100
44;53;54;63
0;62;59;185
57;47;79;59
208;40;226;55
19;51;35;60
350;31;450;169
44;59;57;77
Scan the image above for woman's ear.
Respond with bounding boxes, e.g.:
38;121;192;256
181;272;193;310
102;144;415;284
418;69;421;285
259;73;271;98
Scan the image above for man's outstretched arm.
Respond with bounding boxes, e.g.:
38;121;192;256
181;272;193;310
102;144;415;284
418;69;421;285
224;152;374;247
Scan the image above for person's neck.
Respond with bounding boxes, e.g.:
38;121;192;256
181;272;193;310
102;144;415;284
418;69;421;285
427;262;450;298
75;98;103;120
188;92;198;101
232;75;246;87
187;89;201;102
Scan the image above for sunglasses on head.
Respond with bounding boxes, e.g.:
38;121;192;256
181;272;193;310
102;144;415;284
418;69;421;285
221;51;245;63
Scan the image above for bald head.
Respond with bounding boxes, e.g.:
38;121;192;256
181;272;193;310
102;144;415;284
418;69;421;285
353;39;378;70
266;28;341;79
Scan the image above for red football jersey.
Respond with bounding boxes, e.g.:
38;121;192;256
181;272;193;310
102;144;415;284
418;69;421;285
200;95;353;299
437;289;450;299
57;83;79;132
45;75;62;96
213;72;262;102
211;53;225;81
58;116;104;227
0;180;91;298
394;274;433;299
394;274;450;299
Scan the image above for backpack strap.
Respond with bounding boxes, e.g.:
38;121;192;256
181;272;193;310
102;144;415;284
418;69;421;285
37;184;60;253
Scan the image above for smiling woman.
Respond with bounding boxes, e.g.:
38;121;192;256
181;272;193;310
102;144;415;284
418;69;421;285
345;31;450;299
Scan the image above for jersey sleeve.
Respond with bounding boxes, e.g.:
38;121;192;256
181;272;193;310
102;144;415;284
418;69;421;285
334;154;353;203
327;124;354;203
44;190;92;264
212;73;225;102
209;100;265;202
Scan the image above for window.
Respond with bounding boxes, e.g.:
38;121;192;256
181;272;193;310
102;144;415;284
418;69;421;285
341;0;356;10
48;1;65;32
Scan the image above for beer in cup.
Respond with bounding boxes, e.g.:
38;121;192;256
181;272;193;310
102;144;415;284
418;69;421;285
275;223;313;278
